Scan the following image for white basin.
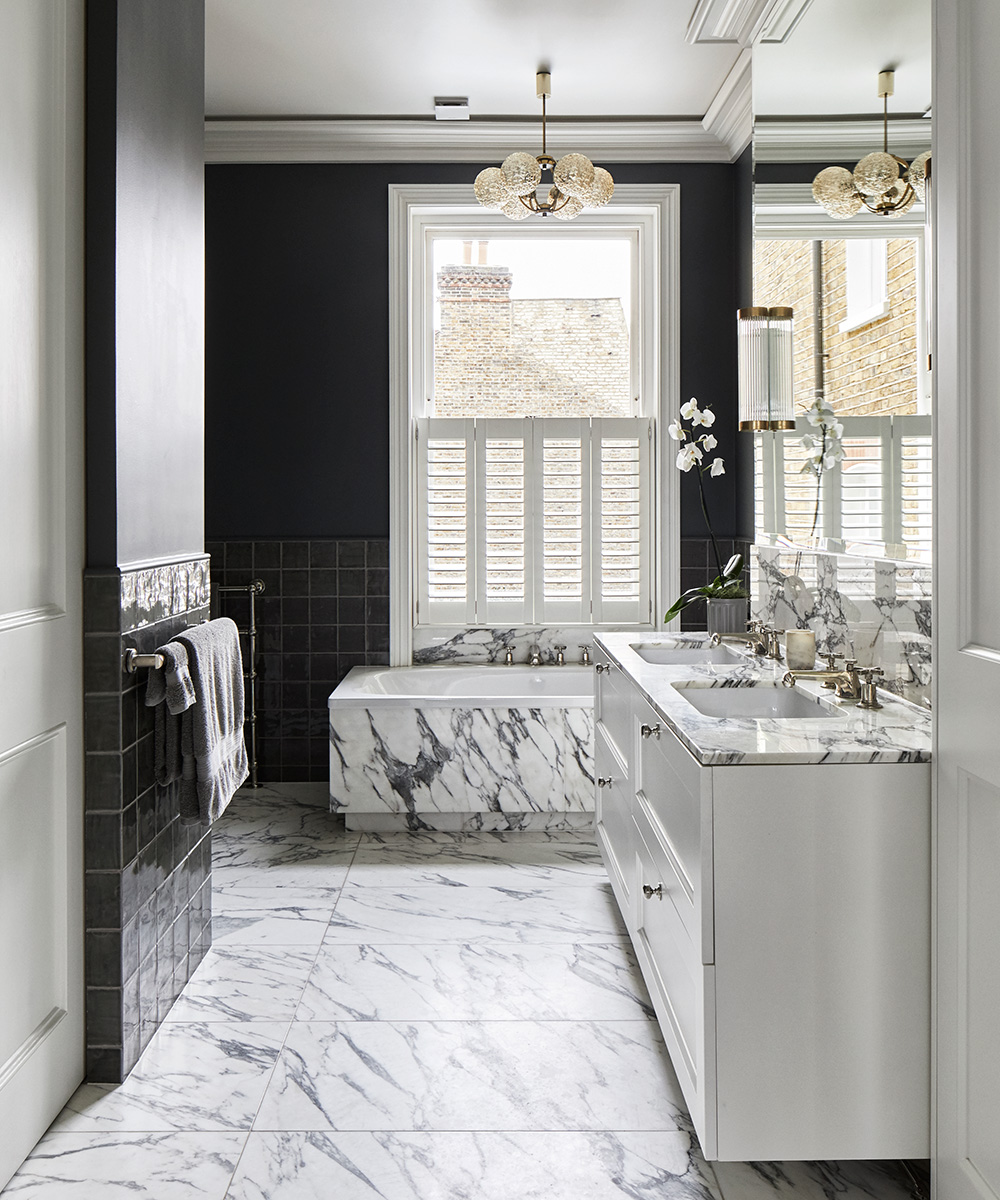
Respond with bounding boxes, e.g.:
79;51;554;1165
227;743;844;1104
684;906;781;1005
673;682;844;720
630;642;744;665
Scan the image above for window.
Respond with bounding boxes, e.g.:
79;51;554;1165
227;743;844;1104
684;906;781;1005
839;239;889;333
389;186;679;662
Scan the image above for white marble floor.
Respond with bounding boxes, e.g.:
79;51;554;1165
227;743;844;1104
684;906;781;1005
4;786;928;1199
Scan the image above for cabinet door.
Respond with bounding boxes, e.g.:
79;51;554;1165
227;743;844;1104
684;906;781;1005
633;822;716;1158
594;652;632;768
595;722;633;912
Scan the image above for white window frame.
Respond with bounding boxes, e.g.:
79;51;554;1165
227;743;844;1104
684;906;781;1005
388;184;680;665
839;238;890;333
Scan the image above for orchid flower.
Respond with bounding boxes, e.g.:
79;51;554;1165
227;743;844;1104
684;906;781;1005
710;457;725;476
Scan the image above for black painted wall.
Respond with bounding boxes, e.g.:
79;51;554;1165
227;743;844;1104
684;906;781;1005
205;161;747;542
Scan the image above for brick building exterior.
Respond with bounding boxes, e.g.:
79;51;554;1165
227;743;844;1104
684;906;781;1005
433;261;631;417
754;237;921;417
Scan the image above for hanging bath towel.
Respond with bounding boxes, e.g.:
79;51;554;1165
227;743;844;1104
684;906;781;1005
174;617;249;824
144;640;195;788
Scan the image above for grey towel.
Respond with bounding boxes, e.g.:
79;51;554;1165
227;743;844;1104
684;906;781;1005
173;617;249;825
144;641;196;787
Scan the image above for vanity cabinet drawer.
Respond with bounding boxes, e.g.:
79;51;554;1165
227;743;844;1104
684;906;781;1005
595;654;632;768
594;725;633;912
634;698;711;959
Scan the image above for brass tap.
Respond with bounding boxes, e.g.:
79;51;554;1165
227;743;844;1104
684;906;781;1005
783;658;861;701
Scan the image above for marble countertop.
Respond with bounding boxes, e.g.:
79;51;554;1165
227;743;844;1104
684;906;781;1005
594;632;932;766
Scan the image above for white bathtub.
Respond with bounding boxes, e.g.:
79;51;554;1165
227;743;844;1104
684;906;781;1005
328;665;595;832
329;664;593;707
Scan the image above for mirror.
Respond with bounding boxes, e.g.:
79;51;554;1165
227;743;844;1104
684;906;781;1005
750;0;932;568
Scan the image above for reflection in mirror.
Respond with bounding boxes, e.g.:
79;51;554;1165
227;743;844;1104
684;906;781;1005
750;0;931;567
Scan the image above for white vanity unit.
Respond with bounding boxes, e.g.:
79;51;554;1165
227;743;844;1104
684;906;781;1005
593;632;932;1163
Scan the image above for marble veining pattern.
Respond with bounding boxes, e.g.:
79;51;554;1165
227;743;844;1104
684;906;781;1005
225;1130;721;1200
752;544;931;708
412;625;607;665
11;789;927;1199
329;704;594;827
254;1019;688;1132
596;633;931;766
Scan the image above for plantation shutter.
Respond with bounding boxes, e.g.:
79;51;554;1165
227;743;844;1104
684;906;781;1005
416;416;652;625
755;415;932;557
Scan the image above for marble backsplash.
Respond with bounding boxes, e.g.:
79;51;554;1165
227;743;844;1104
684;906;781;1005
751;544;932;708
412;626;611;666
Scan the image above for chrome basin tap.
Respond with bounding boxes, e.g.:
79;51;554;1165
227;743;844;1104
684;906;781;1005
504;647;515;666
528;645;542;667
554;645;566;666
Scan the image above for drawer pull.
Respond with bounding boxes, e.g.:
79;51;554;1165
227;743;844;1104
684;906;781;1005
640;723;661;739
597;777;613;788
643;882;665;899
595;663;611;674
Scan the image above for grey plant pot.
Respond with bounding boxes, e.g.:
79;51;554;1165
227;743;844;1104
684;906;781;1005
705;597;749;636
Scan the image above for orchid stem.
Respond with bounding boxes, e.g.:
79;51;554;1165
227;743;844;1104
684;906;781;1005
697;465;725;578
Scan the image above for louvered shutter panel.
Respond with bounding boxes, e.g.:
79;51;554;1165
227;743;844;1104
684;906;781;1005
838;418;886;547
592;417;652;625
416;418;475;624
533;419;591;625
899;425;932;560
476;419;530;624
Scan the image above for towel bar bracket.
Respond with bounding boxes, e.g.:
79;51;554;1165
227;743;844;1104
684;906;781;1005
123;648;164;674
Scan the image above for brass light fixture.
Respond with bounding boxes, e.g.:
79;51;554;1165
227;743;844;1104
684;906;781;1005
737;307;796;431
474;72;614;221
812;70;930;220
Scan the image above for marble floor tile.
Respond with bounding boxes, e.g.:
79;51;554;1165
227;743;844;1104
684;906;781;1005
212;863;349;890
215;804;357;846
210;893;334;947
295;942;653;1021
225;1130;722;1200
323;884;628;945
710;1159;926;1200
212;832;357;877
165;947;318;1022
52;1023;289;1132
254;1019;686;1133
3;1132;246;1199
347;831;607;888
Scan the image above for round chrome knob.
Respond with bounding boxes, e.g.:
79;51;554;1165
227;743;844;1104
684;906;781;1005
597;777;612;788
640;723;661;738
643;883;664;899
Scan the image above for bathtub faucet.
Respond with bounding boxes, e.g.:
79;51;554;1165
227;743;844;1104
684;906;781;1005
504;647;515;666
528;645;543;667
555;645;566;666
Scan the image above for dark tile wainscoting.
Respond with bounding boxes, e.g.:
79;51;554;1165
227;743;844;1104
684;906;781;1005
205;538;390;783
83;558;213;1082
678;536;755;631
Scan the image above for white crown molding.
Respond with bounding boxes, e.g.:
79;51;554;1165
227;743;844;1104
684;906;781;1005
203;118;735;164
702;48;752;157
686;0;813;45
754;117;932;162
754;182;927;237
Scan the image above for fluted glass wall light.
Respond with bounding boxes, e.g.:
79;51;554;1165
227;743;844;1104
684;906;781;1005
812;71;930;220
474;72;614;221
738;307;795;431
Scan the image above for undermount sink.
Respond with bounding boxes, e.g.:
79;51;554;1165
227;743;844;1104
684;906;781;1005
672;682;844;720
630;642;744;665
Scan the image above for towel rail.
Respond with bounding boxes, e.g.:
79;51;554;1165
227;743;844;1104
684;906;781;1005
214;578;265;788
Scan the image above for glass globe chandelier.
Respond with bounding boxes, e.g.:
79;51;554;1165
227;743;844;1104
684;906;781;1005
474;72;614;221
812;71;930;221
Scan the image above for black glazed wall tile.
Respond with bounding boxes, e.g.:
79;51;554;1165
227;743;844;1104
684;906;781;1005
336;541;365;568
311;596;338;624
309;541;339;568
367;540;390;568
282;541;309;567
284;625;309;653
310;569;338;596
309;625;338;653
86;873;122;930
121;800;138;865
226;542;253;570
84;572;122;634
282;597;309;624
85;753;122;812
338;569;365;596
85;695;123;753
338;596;364;625
85;634;126;692
86;812;123;872
254;542;281;568
366;568;389;596
86;987;122;1045
86;1047;122;1084
85;931;122;987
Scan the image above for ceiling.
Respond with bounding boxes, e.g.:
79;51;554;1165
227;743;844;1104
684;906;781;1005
204;0;744;120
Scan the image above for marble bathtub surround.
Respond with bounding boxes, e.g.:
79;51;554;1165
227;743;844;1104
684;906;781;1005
413;625;608;665
752;543;932;707
595;632;931;765
8;787;927;1199
328;689;594;832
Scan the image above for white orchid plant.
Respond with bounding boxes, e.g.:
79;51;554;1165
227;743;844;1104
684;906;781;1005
799;394;844;537
665;398;747;624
